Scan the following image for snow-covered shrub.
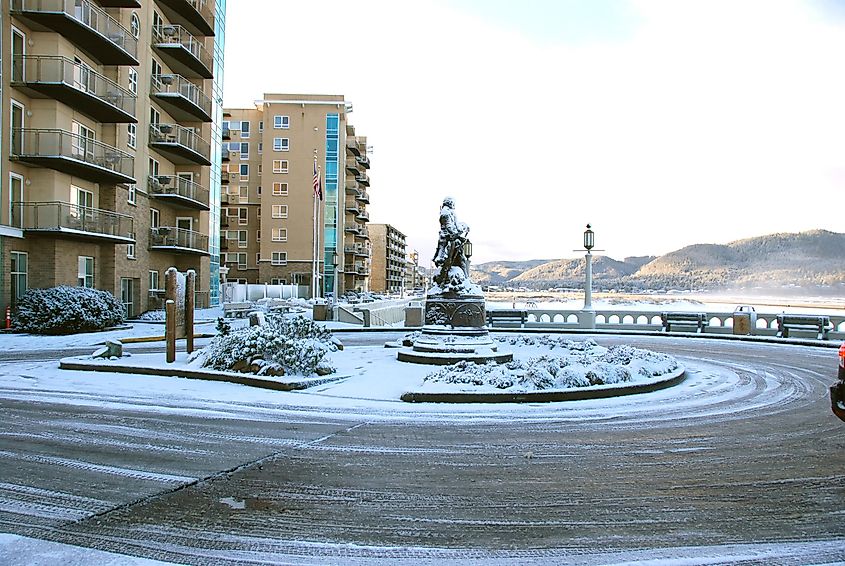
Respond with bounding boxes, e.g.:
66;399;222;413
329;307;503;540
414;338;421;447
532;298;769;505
423;339;679;392
13;286;125;335
192;315;336;377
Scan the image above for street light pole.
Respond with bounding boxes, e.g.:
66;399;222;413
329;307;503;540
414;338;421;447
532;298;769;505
574;224;602;330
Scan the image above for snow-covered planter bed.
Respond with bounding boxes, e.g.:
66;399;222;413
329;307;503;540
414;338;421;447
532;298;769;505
189;315;338;377
402;336;683;402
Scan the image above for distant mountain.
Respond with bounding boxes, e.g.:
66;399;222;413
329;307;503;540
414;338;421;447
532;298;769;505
470;229;845;292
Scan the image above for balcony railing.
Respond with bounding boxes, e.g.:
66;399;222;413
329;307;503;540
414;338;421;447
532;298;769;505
13;56;136;123
147;175;209;210
149;226;209;255
345;138;361;156
12;201;134;243
345;181;360;195
357;227;370;240
11;0;138;65
345;204;360;215
11;128;135;184
345;158;359;173
356;173;370;186
148;123;211;165
344;223;362;234
154;0;214;37
151;24;212;79
150;74;212;122
356;190;370;204
356;155;371;169
98;0;140;6
356;210;370;222
220;171;230;184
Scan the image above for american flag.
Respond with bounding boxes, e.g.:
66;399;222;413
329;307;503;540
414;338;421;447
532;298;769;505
313;160;322;201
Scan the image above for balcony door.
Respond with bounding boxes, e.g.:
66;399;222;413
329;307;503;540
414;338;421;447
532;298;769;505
71;122;95;162
73;57;94;93
9;174;23;229
11;27;25;83
10;101;24;156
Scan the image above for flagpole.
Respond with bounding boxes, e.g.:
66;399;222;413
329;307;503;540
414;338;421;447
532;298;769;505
312;153;318;299
316;165;322;298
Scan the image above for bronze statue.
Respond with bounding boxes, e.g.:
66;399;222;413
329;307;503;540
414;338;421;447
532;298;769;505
432;197;470;291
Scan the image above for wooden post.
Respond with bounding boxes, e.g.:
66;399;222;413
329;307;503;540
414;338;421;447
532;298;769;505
186;270;195;354
165;299;176;363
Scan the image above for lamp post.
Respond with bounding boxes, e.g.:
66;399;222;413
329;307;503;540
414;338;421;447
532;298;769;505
574;224;603;329
462;239;473;278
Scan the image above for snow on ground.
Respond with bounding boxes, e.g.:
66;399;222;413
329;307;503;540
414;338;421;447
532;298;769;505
0;533;171;565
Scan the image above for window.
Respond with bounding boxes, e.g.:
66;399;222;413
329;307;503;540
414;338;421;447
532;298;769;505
128;68;137;94
228;141;240;153
271;204;288;218
120;278;135;318
256;253;261;264
127;123;136;149
273;138;289;152
10;251;27;305
149;270;160;292
130;13;140;38
270;278;286;285
240;121;250;138
239;185;248;203
273;115;289;129
149;157;159;177
127;184;136;205
273;160;288;173
238;207;248;225
257;164;262;176
9;173;23;229
77;256;94;288
236;252;247;270
272;182;288;196
240;142;249;159
272;228;287;242
256;230;261;242
257;185;262;196
127;243;136;259
258;142;263;154
150;208;160;228
239;164;249;180
258;121;264;132
271;252;287;265
238;230;247;248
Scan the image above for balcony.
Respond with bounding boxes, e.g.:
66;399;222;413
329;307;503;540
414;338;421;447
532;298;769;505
152;25;213;79
356;210;370;222
345;203;360;215
12;56;136;123
97;0;140;6
221;171;230;184
150;74;212;122
357;227;370;240
222;125;230;140
356;155;370;169
345;158;359;173
344;223;362;234
154;0;215;37
147;175;209;210
12;201;134;243
221;149;230;162
344;244;370;257
356;173;370;187
345;138;360;156
11;128;135;184
345;181;360;195
11;0;138;65
149;123;211;165
356;190;370;204
149;226;209;255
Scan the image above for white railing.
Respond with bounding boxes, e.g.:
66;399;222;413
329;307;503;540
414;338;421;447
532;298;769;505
505;308;845;340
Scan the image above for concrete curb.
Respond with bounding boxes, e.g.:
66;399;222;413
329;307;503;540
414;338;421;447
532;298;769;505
400;368;686;403
59;357;347;392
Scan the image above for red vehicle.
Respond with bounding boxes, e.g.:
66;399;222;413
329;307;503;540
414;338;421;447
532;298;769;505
831;343;845;421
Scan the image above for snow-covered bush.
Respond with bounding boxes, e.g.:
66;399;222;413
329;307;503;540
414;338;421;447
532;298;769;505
422;339;679;392
13;286;125;335
191;315;337;377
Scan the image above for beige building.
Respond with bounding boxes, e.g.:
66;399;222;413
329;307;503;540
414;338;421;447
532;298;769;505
0;0;226;316
369;224;406;294
221;94;372;298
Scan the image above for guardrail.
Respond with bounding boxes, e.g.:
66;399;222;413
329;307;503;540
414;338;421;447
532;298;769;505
504;308;845;341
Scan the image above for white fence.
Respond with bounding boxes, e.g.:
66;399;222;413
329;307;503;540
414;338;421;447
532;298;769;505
222;282;308;304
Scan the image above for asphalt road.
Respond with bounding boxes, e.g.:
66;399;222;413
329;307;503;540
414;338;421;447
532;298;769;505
0;333;843;565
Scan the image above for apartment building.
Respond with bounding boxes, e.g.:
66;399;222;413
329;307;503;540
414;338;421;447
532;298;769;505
221;93;372;298
0;0;226;317
369;223;406;294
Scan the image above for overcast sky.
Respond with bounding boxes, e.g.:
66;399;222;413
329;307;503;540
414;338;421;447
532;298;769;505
224;0;845;265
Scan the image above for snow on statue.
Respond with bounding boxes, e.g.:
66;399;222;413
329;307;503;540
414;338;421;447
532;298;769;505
430;197;482;296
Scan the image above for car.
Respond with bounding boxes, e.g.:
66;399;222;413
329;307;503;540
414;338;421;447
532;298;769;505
830;342;845;422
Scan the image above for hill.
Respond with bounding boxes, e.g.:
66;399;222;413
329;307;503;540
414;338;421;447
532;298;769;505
470;230;845;292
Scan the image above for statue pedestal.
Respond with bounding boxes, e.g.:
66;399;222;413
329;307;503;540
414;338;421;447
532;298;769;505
397;293;513;365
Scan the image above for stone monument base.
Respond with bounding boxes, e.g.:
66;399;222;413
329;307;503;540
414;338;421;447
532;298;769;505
397;294;513;365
